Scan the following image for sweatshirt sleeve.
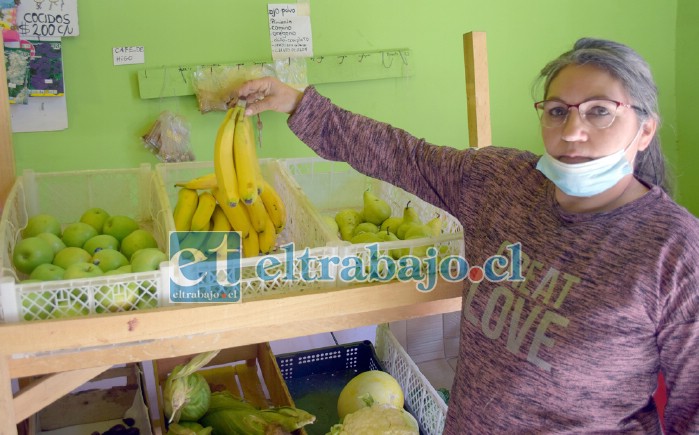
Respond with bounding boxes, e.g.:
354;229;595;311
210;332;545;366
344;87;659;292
287;86;471;219
656;232;699;434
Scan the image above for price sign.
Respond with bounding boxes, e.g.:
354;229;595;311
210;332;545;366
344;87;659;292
268;3;313;60
16;0;79;38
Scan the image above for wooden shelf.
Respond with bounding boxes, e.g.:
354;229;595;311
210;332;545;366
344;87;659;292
0;279;462;432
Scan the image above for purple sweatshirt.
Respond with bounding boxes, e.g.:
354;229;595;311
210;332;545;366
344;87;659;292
288;87;699;434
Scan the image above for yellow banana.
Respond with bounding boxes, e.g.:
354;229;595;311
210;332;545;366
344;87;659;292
242;229;260;258
214;107;240;207
190;191;217;231
212;187;251;238
244;197;268;233
174;172;218;190
173;188;199;231
233;108;259;205
259;179;286;234
258;212;277;255
210;205;232;231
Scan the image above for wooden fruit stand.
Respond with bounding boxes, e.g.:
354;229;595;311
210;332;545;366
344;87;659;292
0;33;490;433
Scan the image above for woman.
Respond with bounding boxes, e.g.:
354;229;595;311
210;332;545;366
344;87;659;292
238;38;698;433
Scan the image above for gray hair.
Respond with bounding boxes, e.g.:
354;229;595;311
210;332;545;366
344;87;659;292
534;38;672;194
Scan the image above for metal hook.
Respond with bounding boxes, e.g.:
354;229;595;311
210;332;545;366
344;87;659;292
382;52;394;69
178;66;187;83
144;68;148;79
358;53;370;63
338;55;347;64
399;50;408;66
313;56;324;64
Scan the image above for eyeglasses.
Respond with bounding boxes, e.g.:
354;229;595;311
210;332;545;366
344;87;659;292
534;99;636;129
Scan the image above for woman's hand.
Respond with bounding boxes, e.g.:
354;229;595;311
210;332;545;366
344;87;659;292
237;77;304;117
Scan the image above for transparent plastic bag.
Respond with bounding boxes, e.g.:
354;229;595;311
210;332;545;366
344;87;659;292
192;59;308;113
142;111;195;163
192;65;250;113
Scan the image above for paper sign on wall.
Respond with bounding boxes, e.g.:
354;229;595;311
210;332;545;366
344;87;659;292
113;46;145;66
268;3;313;60
15;0;79;38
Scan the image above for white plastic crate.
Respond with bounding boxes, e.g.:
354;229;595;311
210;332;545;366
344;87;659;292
155;159;338;300
0;164;171;323
278;157;465;286
375;323;449;435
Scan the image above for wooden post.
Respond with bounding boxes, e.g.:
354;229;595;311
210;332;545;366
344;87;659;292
463;32;492;148
0;355;17;435
0;41;17;213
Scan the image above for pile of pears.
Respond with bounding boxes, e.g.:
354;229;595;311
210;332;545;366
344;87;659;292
327;190;442;259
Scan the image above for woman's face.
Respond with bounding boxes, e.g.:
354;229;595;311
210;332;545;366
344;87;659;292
541;64;653;164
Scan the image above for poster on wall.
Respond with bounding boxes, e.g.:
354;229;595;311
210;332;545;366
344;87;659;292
6;38;67;131
15;0;79;39
268;2;313;60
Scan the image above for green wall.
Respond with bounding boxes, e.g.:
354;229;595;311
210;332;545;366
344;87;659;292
11;1;690;211
676;0;699;215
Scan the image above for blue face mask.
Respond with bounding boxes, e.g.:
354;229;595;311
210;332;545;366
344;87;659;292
536;127;642;197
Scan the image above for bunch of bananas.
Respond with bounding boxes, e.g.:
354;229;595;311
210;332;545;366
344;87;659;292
172;104;286;258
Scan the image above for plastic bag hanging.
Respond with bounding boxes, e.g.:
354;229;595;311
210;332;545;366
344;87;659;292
142;110;195;163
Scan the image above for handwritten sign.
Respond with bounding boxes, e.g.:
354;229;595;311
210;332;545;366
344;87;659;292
16;0;79;38
113;46;145;66
268;3;313;60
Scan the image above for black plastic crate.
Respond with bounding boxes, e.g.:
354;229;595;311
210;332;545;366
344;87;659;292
276;341;386;435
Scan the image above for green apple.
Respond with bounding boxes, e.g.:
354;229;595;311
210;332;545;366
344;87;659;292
61;222;98;248
53;299;89;318
96;282;140;313
102;215;140;242
21;290;55;321
36;232;67;255
79;207;110;233
83;234;120;256
92;249;129;273
53;247;92;270
63;262;104;280
29;263;65;281
22;214;62;238
130;248;168;272
12;237;55;275
120;229;158;261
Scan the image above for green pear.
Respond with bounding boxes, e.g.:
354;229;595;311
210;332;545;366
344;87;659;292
352;222;379;237
404;225;435;257
335;209;363;241
396;202;422;239
424;215;443;237
349;232;383;244
377;229;399;242
380;217;403;234
362;190;392;226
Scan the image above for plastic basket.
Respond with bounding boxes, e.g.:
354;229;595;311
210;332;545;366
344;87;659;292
276;341;390;435
155;159;338;301
278;157;465;286
375;323;448;435
0;164;171;323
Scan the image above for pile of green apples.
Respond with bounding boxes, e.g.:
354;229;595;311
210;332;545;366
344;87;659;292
12;208;167;319
324;190;443;259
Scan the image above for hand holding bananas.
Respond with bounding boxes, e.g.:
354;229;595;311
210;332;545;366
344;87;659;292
172;101;287;258
236;77;304;117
